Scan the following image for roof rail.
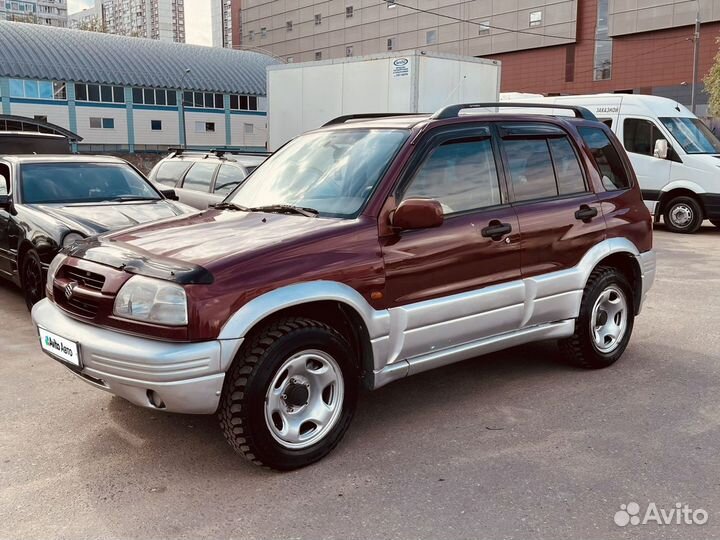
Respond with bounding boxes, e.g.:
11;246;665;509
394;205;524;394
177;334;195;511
431;103;599;122
323;113;425;127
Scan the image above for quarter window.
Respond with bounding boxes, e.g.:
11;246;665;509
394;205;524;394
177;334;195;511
403;137;502;215
182;163;217;192
578;127;631;190
623;118;664;157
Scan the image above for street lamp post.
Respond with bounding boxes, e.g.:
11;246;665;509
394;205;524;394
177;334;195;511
691;3;701;114
179;68;191;149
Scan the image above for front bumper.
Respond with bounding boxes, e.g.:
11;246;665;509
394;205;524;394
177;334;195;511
31;299;241;414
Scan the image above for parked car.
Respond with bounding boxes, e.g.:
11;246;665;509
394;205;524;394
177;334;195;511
149;149;268;209
0;131;72;154
503;93;720;233
32;104;656;470
0;155;195;308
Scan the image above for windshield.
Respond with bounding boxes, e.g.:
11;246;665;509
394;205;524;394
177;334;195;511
660;117;720;154
20;162;160;204
229;129;409;218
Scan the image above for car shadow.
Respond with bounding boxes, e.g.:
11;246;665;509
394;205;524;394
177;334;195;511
655;222;720;235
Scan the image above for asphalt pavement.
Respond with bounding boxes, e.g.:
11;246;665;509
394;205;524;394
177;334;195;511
1;225;719;540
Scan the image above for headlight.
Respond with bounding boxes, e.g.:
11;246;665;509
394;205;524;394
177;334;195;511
113;276;188;326
62;232;85;248
46;253;67;293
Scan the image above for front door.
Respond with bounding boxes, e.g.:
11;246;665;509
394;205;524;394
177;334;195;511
498;122;606;327
620;117;673;200
381;124;523;361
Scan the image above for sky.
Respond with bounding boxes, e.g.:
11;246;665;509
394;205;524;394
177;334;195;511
67;0;212;46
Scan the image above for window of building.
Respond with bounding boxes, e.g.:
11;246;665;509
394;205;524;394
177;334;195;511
133;88;176;106
244;123;254;134
9;79;66;101
578;127;631;190
387;37;396;51
314;13;322;25
286;20;292;31
144;88;155;105
151;120;162;131
426;30;437;44
183;91;223;109
182;162;217;192
623;118;664;157
593;0;612;80
529;10;542;27
195;121;216;133
260;26;267;38
102;118;114;129
403;138;502;215
229;95;259;111
504;139;558;202
315;51;322;60
386;0;397;8
34;115;48;123
345;45;354;57
346;6;353;18
248;30;254;41
478;21;490;35
89;117;115;129
287;56;295;63
76;83;124;104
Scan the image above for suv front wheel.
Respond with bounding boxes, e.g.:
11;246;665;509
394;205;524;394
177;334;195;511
218;317;359;470
561;267;635;369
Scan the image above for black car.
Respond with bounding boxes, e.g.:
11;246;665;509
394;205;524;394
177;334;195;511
0;155;196;308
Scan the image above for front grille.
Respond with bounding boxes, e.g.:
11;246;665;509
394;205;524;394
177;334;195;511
63;267;106;291
65;295;99;318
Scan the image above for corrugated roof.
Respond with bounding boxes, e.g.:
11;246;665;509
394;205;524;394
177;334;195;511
0;21;280;95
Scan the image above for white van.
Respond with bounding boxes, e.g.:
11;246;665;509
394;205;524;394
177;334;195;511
501;93;720;234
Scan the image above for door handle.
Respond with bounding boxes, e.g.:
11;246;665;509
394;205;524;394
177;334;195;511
481;220;512;241
575;205;599;223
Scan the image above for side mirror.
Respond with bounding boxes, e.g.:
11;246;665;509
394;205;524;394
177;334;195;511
0;194;10;211
654;139;669;159
160;188;179;201
392;198;444;230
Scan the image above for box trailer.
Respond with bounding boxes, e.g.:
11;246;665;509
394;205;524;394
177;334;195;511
266;51;501;150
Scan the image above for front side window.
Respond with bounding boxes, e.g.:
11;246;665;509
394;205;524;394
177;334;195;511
578;127;631;190
403;137;502;215
503;139;558;202
660;117;720;154
182;162;217;192
623;118;664;157
229;129;409;218
20;163;160;204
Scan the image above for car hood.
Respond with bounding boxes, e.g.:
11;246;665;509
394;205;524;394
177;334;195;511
70;209;361;279
29;200;193;236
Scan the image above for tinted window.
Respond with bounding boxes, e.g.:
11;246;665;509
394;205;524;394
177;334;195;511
403;138;502;215
549;138;585;195
182;163;217;192
154;161;191;186
214;164;246;196
504;139;558;202
20;163;159;204
0;164;9;196
578;127;631;190
624;118;664;156
167;91;177;106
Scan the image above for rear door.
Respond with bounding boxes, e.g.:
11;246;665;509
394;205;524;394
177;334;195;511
211;163;248;202
498;122;605;327
177;162;219;209
0;162;11;276
382;124;524;359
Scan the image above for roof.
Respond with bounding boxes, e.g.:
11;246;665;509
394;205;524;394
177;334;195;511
0;21;281;95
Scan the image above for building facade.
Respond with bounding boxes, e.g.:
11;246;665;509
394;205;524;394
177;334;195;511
0;0;67;27
101;0;185;42
240;0;717;113
68;4;100;29
0;21;277;151
212;0;233;47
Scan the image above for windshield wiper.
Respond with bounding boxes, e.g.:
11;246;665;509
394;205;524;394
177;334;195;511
213;202;252;211
249;204;319;217
108;196;159;202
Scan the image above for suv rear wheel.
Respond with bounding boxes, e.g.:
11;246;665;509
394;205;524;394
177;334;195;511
561;267;635;369
663;196;703;234
218;317;358;470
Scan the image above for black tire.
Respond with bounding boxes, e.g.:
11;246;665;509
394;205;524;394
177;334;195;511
560;267;635;369
21;249;45;310
711;220;720;230
218;317;359;470
663;196;703;234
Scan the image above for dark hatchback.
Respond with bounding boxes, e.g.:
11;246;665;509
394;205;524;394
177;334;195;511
0;155;195;308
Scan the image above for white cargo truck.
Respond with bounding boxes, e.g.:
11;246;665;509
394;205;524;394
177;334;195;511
266;51;501;151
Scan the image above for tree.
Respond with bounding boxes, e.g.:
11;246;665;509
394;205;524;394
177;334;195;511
76;17;108;33
703;36;720;115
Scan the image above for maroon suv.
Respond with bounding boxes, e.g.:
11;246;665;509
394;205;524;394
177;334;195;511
32;103;656;470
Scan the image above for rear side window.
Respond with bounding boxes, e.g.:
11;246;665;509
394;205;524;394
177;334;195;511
503;139;558;202
624;118;664;156
154;160;191;187
403;137;502;215
578;127;631;190
182;162;217;192
213;164;245;197
548;138;585;195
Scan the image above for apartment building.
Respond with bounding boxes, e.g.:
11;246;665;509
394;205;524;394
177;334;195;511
68;4;100;29
0;0;67;26
101;0;185;42
241;0;718;113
